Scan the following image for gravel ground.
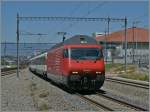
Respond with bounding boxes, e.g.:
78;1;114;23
85;94;135;111
1;69;103;111
28;70;102;111
102;79;149;110
2;68;148;111
1;70;36;111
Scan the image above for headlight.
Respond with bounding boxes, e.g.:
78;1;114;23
72;71;78;74
96;71;101;74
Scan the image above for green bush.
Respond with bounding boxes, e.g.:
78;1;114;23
119;73;149;81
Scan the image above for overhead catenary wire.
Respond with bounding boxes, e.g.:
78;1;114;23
16;12;128;79
46;2;83;39
59;2;83;37
63;2;107;31
131;13;148;20
127;13;148;28
69;2;83;16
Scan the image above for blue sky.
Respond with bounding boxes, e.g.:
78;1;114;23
1;1;149;43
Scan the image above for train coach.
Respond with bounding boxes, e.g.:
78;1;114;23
29;35;105;90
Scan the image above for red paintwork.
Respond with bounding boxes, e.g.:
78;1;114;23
46;46;64;75
46;44;105;77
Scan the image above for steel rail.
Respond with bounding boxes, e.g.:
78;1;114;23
96;92;147;111
76;93;113;111
1;70;17;76
106;77;149;89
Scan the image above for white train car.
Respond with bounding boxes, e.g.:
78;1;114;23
29;52;47;77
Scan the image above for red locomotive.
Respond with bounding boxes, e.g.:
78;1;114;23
29;35;105;90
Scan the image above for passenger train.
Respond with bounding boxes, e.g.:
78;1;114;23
29;35;105;90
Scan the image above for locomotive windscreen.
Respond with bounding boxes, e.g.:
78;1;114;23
63;48;103;60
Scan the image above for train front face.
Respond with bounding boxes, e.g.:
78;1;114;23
63;45;105;90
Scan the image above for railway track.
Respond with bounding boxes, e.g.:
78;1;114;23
76;93;113;111
1;67;26;76
96;91;147;111
1;70;17;76
106;77;149;89
76;91;147;111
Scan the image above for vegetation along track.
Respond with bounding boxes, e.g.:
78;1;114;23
76;93;113;111
96;92;147;111
106;77;149;89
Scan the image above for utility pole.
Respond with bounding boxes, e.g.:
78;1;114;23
132;24;135;63
4;41;6;57
124;17;127;72
16;13;19;78
121;25;124;57
106;17;110;63
17;15;127;67
104;30;107;62
4;41;7;66
132;20;140;65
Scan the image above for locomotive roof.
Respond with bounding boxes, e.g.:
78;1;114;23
51;35;98;50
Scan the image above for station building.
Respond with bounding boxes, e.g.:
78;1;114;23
94;27;149;63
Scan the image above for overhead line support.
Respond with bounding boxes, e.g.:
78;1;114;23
16;15;128;78
18;16;125;22
16;13;19;78
124;17;127;72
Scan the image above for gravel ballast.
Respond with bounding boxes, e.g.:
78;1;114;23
2;68;148;111
103;78;149;110
1;69;102;111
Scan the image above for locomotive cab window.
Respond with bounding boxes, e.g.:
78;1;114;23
70;48;103;60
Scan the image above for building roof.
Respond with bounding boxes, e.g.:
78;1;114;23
95;27;149;43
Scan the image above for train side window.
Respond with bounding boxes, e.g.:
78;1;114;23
63;49;68;58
